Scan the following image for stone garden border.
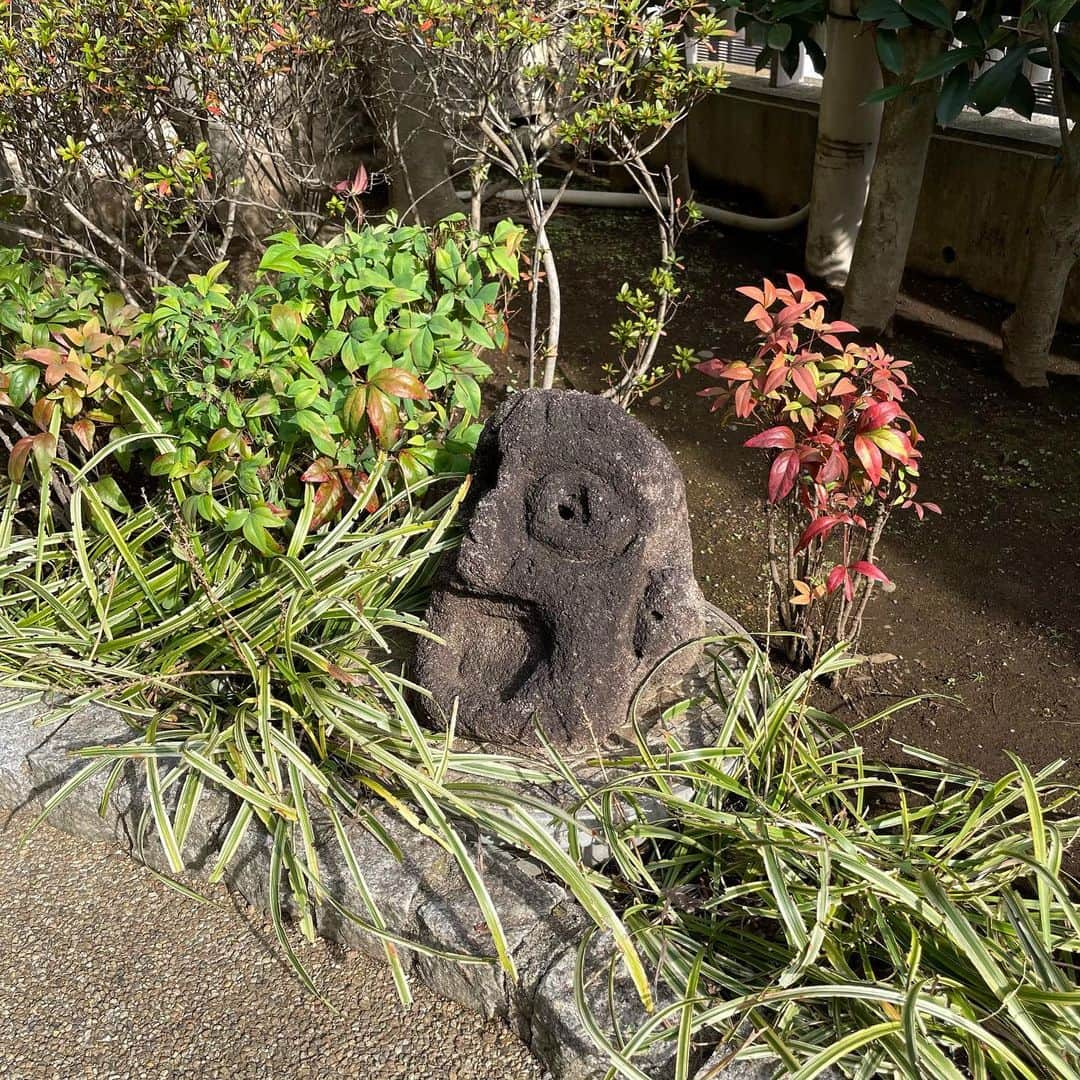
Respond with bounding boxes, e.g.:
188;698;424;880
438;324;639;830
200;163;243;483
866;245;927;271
0;613;833;1080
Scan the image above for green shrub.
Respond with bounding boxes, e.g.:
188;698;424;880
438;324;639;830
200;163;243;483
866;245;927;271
0;215;524;552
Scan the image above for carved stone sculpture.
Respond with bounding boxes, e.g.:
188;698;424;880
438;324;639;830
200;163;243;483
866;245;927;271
413;389;705;749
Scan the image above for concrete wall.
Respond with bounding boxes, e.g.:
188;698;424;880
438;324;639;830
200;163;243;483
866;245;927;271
687;76;1080;323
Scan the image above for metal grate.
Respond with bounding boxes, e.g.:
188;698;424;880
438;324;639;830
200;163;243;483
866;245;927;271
692;34;762;69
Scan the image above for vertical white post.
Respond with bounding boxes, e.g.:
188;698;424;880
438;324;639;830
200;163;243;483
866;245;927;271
805;0;884;285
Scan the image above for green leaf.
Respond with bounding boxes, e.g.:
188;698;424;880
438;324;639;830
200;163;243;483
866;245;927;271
270;303;302;342
92;475;132;514
6;363;39;408
858;0;911;28
902;0;953;31
767;23;792;50
970;46;1030;115
865;84;907;103
311;329;347;363
937;65;970;124
913;45;977;84
876;30;905;75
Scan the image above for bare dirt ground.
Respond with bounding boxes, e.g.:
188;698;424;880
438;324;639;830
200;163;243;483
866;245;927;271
500;205;1080;781
0;811;541;1080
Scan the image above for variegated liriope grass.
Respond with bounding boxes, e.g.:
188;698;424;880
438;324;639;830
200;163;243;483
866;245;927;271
561;643;1080;1079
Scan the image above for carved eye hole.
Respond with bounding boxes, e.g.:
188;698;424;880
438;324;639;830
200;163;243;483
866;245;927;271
526;469;635;557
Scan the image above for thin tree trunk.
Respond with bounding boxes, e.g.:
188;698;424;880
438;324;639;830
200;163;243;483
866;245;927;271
536;220;561;388
1002;124;1080;387
805;4;883;286
843;21;951;332
381;44;465;225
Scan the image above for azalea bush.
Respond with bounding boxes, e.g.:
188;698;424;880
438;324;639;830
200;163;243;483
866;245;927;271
0;215;523;553
696;275;939;664
0;0;367;297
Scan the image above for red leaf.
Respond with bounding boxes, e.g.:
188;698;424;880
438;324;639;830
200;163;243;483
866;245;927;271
767;449;800;503
365;386;399;448
858;400;903;432
310;474;345;529
734;381;755;418
300;457;335;483
743;302;770;325
852;560;890;585
735;285;766;304
745;425;795;450
853;434;883;486
826;564;848;595
796;513;854;551
817;446;849;486
791;365;817;402
7;435;34;482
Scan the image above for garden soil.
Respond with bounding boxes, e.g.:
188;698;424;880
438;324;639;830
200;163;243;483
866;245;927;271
495;206;1080;783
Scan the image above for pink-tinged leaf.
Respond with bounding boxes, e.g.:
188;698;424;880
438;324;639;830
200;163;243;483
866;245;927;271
852;560;891;585
734;380;755;418
370;366;431;400
767;449;800;503
743;302;770;325
735;285;765;304
7;435;33;482
762;279;777;306
830;377;858;397
22;346;62;366
694;358;727;378
300;457;335;484
745;425;796;450
922;501;942;515
71;418;95;452
791;365;817;402
785;272;806;295
826;564;847;595
828;320;859;334
820;334;844;351
858;400;903;431
867;426;912;463
853;434;883;486
763;360;789;395
719;362;754;382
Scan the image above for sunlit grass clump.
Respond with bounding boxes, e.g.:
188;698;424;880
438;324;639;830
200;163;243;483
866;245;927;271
572;643;1080;1080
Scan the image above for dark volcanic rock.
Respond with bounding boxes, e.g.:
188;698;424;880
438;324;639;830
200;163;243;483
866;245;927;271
413;389;705;749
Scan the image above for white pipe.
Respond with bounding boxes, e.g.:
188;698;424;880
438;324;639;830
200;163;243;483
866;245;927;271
457;187;809;232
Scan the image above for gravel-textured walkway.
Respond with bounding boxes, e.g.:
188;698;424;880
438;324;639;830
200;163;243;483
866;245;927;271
0;812;543;1080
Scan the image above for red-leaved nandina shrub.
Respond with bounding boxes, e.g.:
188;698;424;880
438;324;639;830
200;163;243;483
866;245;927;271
697;274;940;665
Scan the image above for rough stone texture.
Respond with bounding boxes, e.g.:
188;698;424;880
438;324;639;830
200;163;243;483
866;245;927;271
414;846;566;1019
413;389;706;749
529;931;692;1080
